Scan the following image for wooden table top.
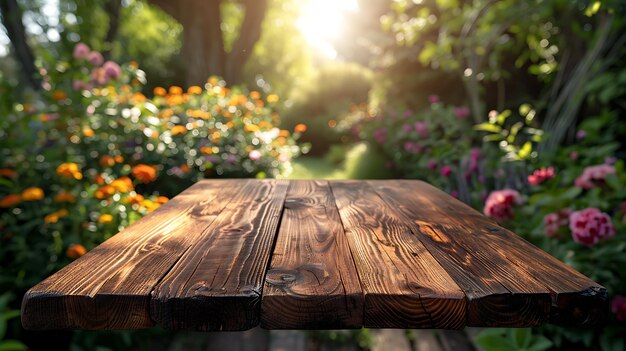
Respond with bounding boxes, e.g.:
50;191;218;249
21;179;607;331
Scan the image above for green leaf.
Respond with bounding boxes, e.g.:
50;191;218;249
527;335;553;351
511;328;531;348
585;1;601;17
474;123;502;133
0;340;28;351
518;141;533;159
475;333;515;351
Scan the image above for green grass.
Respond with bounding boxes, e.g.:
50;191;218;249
285;143;393;179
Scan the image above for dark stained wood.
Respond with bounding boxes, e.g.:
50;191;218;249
367;180;548;326
261;180;363;329
369;180;606;327
21;179;607;331
21;180;244;330
391;179;607;326
151;180;289;331
330;181;467;329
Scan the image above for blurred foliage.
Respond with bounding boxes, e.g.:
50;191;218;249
282;62;372;155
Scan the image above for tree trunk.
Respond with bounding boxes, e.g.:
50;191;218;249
102;0;122;60
0;0;40;90
148;0;267;87
225;0;268;84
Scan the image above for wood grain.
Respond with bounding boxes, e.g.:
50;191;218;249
397;180;607;326
151;179;288;331
261;180;363;329
21;180;243;330
330;181;467;329
21;179;607;330
369;180;553;327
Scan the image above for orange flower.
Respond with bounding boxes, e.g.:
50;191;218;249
279;129;291;137
266;94;279;103
294;123;307;133
98;214;114;224
169;86;183;95
156;196;169;204
179;164;191;173
125;193;144;205
153;87;167;96
114;155;124;163
132;164;157;183
44;209;69;224
52;90;67;101
21;187;44;201
131;93;146;102
110;176;133;193
66;244;87;259
244;124;259;133
82;128;95;137
95;174;105;185
249;91;261;100
171;125;187;136
0;168;17;178
95;185;115;199
200;146;213;155
99;155;116;168
54;192;76;203
56;163;83;180
0;194;21;208
140;199;160;212
187;85;203;94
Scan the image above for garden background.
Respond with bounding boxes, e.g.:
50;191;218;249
0;0;625;350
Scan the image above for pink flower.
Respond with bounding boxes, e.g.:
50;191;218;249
450;190;459;198
528;167;555;186
402;124;413;133
403;142;423;154
414;121;428;138
428;95;439;104
440;165;452;177
576;130;586;140
574;164;616;189
87;51;104;66
372;128;387;144
103;61;121;80
73;43;90;60
72;79;85;91
248;150;262;161
427;160;438;170
454;106;470;119
569;208;615;246
569;151;578;160
483;189;523;221
543;208;571;237
612;296;626;322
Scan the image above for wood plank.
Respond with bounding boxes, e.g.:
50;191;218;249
395;180;607;326
369;180;553;327
261;180;363;329
330;181;467;329
151;179;289;331
21;180;243;330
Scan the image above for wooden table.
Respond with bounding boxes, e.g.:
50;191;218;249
21;180;607;331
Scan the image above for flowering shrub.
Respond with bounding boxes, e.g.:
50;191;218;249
0;42;303;308
358;97;489;198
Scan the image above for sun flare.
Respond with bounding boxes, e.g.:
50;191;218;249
297;0;358;59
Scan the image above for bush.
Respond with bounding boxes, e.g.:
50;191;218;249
0;43;303;348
